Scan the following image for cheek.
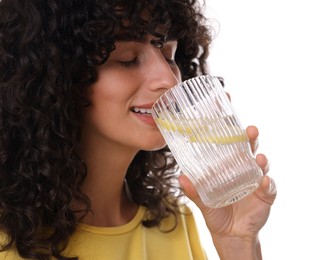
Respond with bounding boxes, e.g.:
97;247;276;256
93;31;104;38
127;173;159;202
89;74;134;113
82;87;123;134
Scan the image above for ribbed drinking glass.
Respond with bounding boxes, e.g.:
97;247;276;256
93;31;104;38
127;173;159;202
151;75;263;208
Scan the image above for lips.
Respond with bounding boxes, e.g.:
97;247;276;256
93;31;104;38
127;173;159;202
130;105;157;126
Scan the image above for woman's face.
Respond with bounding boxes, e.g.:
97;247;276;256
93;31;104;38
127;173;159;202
81;35;181;152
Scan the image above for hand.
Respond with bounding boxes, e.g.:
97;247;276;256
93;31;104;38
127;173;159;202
179;126;277;258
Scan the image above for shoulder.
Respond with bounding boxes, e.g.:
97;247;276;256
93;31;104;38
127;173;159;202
158;203;208;259
177;203;200;230
0;231;22;259
158;203;197;232
177;203;193;214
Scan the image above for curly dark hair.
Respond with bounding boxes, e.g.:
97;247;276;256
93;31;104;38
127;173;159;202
0;0;212;259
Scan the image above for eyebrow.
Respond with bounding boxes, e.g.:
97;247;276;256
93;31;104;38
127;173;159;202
114;32;170;43
114;33;146;42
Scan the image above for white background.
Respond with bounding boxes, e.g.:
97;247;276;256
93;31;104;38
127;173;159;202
192;0;334;259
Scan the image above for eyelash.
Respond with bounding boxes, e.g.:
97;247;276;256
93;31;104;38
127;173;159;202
118;57;176;68
118;58;139;68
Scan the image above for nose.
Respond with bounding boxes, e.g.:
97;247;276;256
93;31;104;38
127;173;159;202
143;50;180;93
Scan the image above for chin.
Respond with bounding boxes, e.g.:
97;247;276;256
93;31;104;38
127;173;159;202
143;140;167;151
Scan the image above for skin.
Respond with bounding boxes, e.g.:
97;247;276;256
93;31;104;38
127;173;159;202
78;34;277;258
78;35;181;226
180;126;276;260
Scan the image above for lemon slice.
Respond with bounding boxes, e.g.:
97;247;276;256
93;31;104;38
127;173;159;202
189;134;247;144
155;118;192;134
155;118;247;144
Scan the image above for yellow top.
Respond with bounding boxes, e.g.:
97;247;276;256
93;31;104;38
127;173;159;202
0;205;207;259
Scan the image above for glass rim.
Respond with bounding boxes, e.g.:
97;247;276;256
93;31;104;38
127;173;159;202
151;75;225;109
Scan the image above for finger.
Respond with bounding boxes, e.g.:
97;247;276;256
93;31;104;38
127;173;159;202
246;125;259;153
258;175;277;203
256;153;270;175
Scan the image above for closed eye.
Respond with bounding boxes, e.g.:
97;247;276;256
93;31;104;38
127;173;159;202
118;57;139;68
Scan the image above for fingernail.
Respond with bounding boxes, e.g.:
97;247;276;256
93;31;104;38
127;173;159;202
264;158;270;173
267;177;277;195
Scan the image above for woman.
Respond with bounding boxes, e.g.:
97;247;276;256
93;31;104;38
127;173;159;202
0;0;276;259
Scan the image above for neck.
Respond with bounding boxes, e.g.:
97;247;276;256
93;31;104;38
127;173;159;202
79;181;138;227
75;137;140;227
